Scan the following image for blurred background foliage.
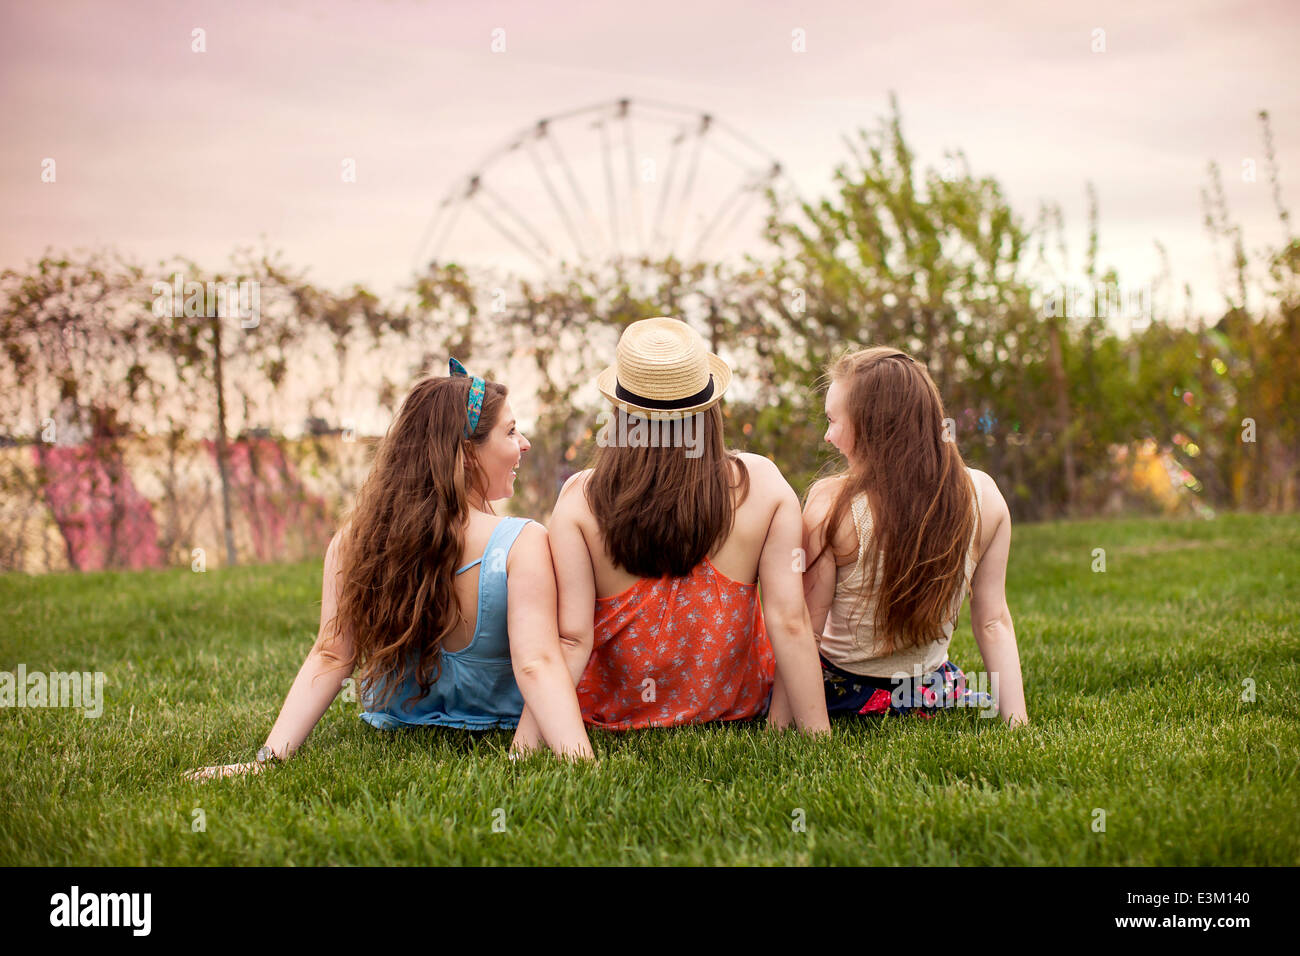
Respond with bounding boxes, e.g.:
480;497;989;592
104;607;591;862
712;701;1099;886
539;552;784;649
2;100;1296;571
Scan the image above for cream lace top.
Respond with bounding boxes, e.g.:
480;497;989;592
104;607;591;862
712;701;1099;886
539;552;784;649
819;467;983;678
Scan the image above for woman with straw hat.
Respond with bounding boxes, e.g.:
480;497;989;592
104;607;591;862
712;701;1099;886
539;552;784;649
510;317;830;747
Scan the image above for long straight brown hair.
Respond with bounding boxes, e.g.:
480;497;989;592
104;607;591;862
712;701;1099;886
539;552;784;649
584;405;750;578
809;345;979;653
320;373;508;710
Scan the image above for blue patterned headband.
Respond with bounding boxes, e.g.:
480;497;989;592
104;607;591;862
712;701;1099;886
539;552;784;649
448;357;485;438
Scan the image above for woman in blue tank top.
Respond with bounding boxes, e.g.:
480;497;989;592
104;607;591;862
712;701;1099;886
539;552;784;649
185;361;594;779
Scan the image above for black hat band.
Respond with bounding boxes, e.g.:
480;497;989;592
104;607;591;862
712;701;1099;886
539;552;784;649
615;374;715;410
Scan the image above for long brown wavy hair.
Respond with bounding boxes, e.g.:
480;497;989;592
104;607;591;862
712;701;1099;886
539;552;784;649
809;345;980;654
320;373;508;710
585;405;750;577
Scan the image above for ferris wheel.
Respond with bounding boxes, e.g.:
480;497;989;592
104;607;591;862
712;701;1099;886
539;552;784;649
413;97;797;276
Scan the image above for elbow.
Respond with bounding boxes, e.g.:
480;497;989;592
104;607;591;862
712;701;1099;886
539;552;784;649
513;652;562;684
974;608;1015;644
558;628;593;655
766;612;814;648
312;632;356;675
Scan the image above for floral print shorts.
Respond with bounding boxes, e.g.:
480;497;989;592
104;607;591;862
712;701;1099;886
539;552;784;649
819;654;994;719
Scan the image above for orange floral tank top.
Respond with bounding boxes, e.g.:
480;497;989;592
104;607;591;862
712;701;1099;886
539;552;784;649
576;557;776;730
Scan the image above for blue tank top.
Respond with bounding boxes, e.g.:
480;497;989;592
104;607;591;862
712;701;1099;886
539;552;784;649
359;515;534;731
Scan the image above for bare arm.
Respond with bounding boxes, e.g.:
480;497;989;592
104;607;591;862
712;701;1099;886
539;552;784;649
512;472;595;754
505;522;595;760
543;474;597;684
967;478;1028;726
758;463;831;735
801;479;840;637
186;529;355;780
770;479;840;728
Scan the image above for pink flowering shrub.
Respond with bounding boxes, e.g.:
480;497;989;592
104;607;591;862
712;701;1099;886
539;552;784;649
37;442;165;570
203;436;334;564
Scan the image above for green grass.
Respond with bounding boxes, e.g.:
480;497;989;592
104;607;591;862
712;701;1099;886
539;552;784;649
2;513;1298;865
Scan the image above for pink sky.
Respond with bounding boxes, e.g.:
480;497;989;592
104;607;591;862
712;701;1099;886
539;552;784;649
3;0;1298;321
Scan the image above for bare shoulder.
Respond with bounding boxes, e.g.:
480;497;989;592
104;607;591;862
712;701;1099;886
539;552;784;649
507;519;552;570
556;468;594;506
553;471;594;535
516;518;550;544
967;468;1010;527
737;455;805;530
735;452;791;494
805;473;847;508
966;470;1010;568
559;467;593;494
325;521;352;568
802;474;856;561
326;526;345;559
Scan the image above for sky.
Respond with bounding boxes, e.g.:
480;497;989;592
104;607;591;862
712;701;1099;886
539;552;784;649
2;0;1298;324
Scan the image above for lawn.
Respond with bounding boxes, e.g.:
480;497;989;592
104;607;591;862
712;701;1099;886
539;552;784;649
1;513;1297;865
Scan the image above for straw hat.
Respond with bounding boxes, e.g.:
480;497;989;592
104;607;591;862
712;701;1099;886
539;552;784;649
595;317;732;421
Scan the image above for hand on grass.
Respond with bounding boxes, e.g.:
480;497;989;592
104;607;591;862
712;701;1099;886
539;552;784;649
183;761;266;782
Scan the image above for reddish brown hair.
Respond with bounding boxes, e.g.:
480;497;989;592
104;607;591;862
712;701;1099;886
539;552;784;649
321;374;508;710
809;345;979;653
584;405;750;577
